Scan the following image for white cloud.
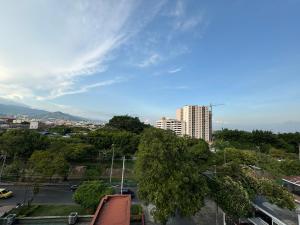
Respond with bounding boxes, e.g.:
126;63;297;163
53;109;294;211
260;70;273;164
168;0;206;32
174;15;204;31
37;77;125;100
0;84;34;101
162;85;189;90
138;53;162;68
170;0;185;17
168;67;182;74
0;0;165;101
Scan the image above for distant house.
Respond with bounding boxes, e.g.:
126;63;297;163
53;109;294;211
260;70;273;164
29;121;39;129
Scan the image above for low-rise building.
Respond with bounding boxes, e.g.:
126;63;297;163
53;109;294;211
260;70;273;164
155;117;185;136
29;121;39;129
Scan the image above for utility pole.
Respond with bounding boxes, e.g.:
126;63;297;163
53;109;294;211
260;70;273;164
120;156;125;195
0;154;7;183
109;144;115;184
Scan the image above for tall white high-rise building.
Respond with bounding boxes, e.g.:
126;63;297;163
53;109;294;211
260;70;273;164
176;105;212;142
155;117;185;136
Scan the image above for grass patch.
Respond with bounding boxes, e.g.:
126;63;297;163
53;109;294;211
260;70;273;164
24;205;88;217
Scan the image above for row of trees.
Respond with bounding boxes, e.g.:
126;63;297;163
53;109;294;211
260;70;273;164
135;128;297;224
0;115;148;181
214;129;300;153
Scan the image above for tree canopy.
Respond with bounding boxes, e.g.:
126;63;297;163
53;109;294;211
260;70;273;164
106;115;149;134
135;128;297;224
214;129;300;153
73;180;113;212
135;128;210;224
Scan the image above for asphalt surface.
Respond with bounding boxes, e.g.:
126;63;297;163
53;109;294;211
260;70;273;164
0;184;138;206
0;185;75;206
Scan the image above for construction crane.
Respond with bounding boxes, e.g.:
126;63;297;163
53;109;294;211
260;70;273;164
209;103;225;115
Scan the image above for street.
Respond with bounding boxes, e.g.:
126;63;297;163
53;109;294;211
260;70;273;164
0;185;75;206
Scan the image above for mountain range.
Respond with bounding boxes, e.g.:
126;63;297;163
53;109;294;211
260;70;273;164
0;98;85;121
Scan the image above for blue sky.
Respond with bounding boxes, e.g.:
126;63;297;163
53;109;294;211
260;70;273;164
0;0;300;131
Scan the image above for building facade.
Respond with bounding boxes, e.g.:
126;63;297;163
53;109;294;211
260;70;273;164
176;105;212;142
155;117;185;136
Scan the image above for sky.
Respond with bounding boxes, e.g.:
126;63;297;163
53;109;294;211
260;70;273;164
0;0;300;131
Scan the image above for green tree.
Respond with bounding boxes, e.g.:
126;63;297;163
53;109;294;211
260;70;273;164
83;129;140;157
136;129;296;223
106;115;149;134
135;128;209;224
280;159;300;176
213;176;251;219
62;143;97;162
28;151;69;180
73;181;113;212
0;129;49;159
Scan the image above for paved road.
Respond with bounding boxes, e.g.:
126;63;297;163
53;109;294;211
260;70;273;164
0;185;75;206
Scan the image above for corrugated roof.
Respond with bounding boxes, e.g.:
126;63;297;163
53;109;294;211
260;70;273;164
90;195;131;225
283;176;300;187
253;196;298;225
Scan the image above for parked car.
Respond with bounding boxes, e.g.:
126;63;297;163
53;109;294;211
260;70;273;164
70;184;79;192
0;188;13;199
121;188;135;198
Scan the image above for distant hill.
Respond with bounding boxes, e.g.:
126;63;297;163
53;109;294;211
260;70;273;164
0;103;85;121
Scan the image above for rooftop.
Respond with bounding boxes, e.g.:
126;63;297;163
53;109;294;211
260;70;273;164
283;176;300;187
253;196;298;225
90;195;131;225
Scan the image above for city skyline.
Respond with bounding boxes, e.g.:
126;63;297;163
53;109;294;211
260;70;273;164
0;0;300;131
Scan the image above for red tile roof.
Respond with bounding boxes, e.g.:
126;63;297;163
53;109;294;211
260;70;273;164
90;195;131;225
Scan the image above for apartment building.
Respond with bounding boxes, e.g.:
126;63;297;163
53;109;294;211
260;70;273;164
176;105;212;142
156;117;185;136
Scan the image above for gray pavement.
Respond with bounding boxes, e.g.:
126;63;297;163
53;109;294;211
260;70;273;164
0;185;75;206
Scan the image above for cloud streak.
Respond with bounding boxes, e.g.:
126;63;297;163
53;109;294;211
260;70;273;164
138;53;162;68
0;0;165;101
37;77;125;100
168;67;182;74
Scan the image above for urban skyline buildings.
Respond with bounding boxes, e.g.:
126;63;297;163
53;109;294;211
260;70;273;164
156;105;212;142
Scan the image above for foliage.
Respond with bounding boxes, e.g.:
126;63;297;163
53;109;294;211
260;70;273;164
135;128;209;224
241;169;295;210
28;151;69;180
61;143;97;162
83;166;102;180
213;176;251;219
49;125;90;135
82;129;140;157
214;129;299;153
0;129;49;159
131;204;143;215
136;128;297;223
49;125;72;135
3;160;25;178
280;159;300;176
10;205;87;217
214;148;258;166
73;180;113;212
106;115;149;134
26;205;88;217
